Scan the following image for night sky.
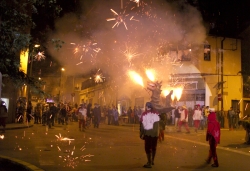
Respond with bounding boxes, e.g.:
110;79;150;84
31;0;250;79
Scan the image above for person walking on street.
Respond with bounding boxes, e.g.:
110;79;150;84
26;101;32;123
177;105;190;133
78;104;87;131
206;108;220;167
16;102;24;123
60;105;67;125
158;113;166;142
174;106;180;128
228;107;235;130
193;104;202;133
140;102;160;168
218;108;225;128
113;107;119;126
235;109;240;129
93;103;101;128
86;103;92;126
0;101;8;133
49;103;57;126
127;107;132;124
107;106;113;125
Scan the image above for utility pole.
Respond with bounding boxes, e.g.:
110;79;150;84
221;37;225;110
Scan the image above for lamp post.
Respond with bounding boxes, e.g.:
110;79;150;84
27;44;40;101
59;68;65;103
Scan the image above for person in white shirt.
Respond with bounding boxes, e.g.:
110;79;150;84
78;103;87;131
193;104;202;132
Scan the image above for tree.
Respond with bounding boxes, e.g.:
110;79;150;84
0;0;62;94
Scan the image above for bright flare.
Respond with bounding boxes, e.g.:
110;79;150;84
162;87;183;101
174;87;183;101
129;71;144;87
146;69;155;82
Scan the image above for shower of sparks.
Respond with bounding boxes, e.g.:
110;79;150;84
107;9;129;30
55;133;74;144
94;69;105;83
71;41;101;60
94;73;104;83
59;146;78;168
34;51;46;61
122;44;141;66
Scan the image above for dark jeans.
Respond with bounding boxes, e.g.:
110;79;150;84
228;117;234;129
219;116;224;128
144;135;158;154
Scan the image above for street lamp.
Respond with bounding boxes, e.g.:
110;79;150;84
59;68;65;103
27;44;40;101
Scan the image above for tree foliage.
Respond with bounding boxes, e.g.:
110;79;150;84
0;0;62;93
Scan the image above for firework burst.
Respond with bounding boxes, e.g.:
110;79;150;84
94;69;105;83
34;51;46;61
107;9;138;30
71;41;101;60
122;43;141;66
107;9;128;30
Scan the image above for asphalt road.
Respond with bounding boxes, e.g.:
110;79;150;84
0;122;250;171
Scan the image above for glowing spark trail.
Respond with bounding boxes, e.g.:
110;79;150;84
34;51;46;61
122;44;141;66
107;9;128;30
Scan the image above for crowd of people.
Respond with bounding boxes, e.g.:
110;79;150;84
171;105;242;132
13;99;243;134
13;101;145;131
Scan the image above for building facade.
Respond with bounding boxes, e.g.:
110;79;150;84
76;36;243;117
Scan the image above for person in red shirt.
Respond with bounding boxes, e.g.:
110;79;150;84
206;108;220;167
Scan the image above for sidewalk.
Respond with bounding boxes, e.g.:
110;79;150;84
4;123;34;130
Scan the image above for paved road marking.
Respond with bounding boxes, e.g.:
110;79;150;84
165;134;250;156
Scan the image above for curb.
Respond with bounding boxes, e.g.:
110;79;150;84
5;124;34;130
0;155;44;171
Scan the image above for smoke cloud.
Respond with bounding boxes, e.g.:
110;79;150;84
48;0;206;91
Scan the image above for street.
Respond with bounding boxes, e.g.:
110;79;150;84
0;122;250;171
